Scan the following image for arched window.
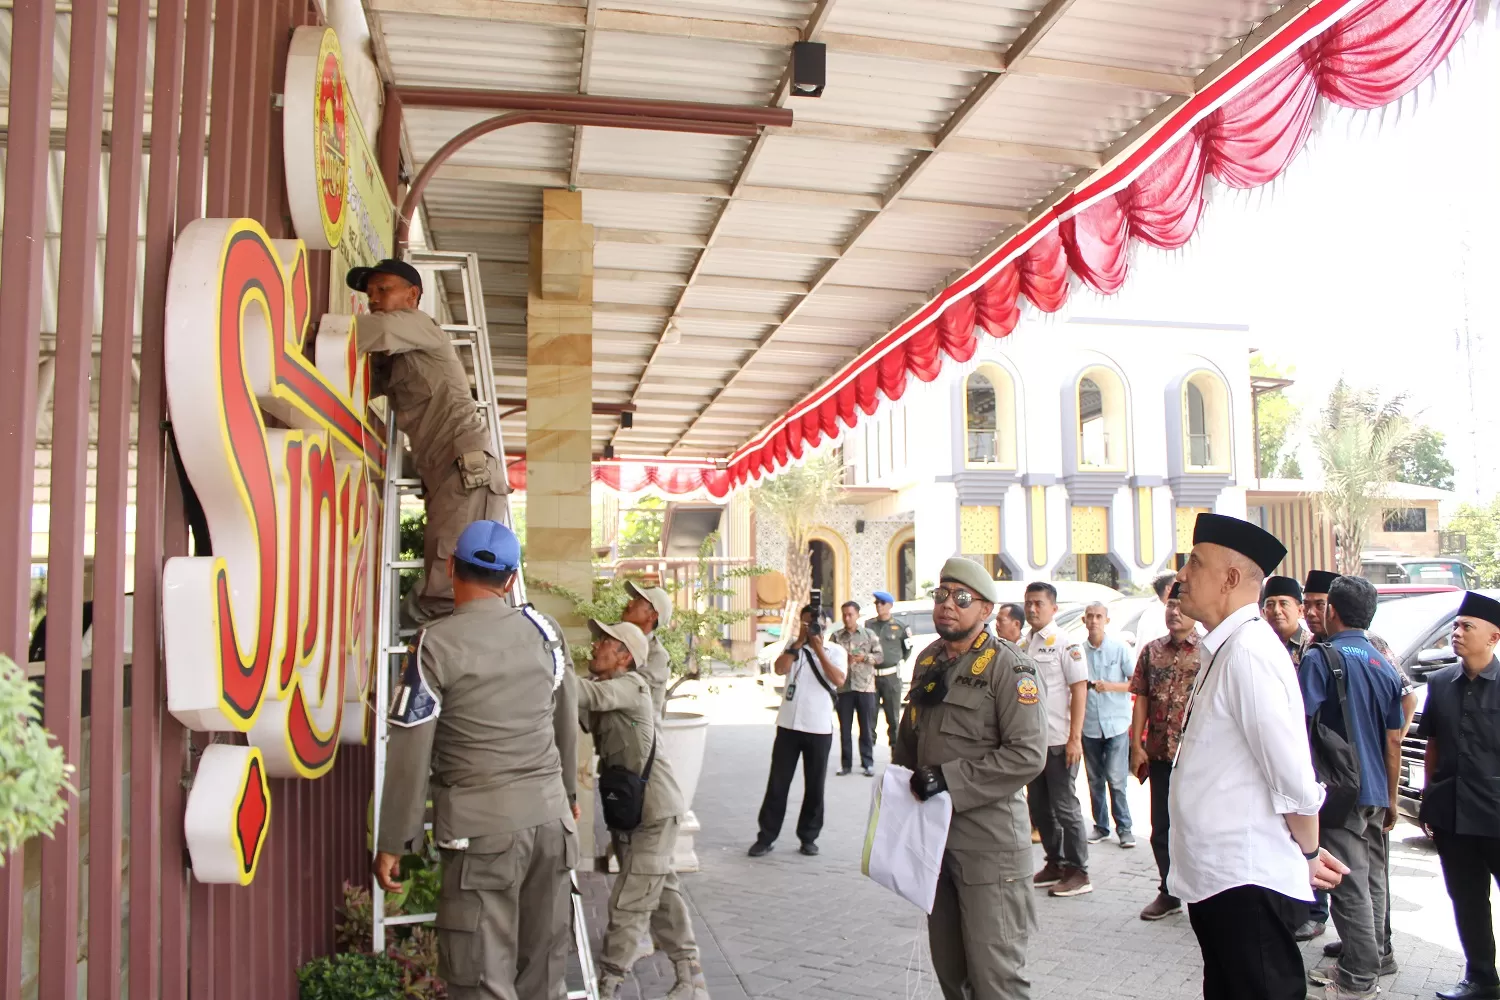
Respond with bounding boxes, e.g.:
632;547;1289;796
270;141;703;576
1076;366;1127;469
887;526;917;602
809;539;836;605
1182;371;1231;471
964;365;1016;468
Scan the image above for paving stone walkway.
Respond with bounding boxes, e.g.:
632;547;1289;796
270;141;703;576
587;677;1486;1000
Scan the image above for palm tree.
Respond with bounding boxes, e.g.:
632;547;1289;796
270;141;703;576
749;452;846;624
1313;381;1413;574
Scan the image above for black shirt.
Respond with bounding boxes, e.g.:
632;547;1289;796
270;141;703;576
1417;656;1500;836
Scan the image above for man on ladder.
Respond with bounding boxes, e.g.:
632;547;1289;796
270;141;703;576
376;520;581;999
349;258;509;625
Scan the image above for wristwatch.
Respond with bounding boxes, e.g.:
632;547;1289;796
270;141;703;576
1302;848;1321;860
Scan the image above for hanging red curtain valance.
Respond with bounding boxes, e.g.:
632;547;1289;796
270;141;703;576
725;0;1474;486
506;458;731;499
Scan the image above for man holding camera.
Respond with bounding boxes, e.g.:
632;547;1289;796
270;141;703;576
749;600;848;858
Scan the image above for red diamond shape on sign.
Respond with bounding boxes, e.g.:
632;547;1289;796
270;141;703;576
235;757;269;881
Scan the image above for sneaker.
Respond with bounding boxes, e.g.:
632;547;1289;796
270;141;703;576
1293;920;1326;942
1118;831;1137;849
837;767;852;776
1378;955;1398;977
1033;862;1064;887
1049;868;1093;897
747;841;773;858
799;841;819;856
1324;941;1343;958
597;971;626;999
1088;827;1110;844
1139;892;1181;920
1307;965;1338;987
862;765;875;777
667;959;710;1000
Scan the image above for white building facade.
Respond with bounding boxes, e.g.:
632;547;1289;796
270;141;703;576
757;311;1256;605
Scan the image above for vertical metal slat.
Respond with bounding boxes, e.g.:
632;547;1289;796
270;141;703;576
0;1;58;995
40;0;112;994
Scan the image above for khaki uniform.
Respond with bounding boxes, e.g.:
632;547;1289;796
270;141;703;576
868;616;913;746
378;596;579;1000
894;631;1049;1000
576;671;698;978
358;308;509;623
638;631;672;718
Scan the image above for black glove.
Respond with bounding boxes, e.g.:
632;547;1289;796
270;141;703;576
910;765;947;802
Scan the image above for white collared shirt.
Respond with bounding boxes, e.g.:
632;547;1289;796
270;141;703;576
776;642;846;735
1024;622;1087;746
1167;602;1325;905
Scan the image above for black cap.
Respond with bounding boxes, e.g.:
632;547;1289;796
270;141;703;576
1168;582;1181;600
1262;576;1303;602
1191;513;1287;576
1304;570;1339;595
346;258;422;293
1458;592;1500;630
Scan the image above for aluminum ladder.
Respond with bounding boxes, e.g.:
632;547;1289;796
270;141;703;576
369;250;599;1000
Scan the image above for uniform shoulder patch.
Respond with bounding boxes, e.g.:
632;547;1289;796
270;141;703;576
521;604;568;692
1069;646;1083;661
918;654;935;667
389;631;440;728
1016;675;1040;706
1045;635;1056;648
971;632;989;650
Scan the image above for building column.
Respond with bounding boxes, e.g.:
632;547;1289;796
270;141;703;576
526;189;595;850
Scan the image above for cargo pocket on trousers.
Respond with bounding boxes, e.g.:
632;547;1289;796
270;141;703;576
434;895;482;986
561;814;580;870
616;853;672;913
460;842;519;892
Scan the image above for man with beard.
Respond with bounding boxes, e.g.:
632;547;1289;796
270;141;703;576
896;557;1047;999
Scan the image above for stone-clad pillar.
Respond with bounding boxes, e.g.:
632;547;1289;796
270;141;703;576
526;189;596;853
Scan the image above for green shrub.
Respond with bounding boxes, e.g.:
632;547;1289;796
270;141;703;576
296;952;405;999
0;654;75;858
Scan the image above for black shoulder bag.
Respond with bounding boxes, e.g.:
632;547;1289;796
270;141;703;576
599;735;657;832
1308;642;1363;829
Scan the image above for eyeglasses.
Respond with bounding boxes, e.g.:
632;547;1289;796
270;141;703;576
930;586;978;609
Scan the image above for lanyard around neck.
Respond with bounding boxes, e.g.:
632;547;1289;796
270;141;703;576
1173;616;1257;767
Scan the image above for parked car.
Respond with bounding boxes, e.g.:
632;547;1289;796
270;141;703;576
1361;550;1476;589
1375;583;1460;603
1364;589;1500;816
1055;596;1159;658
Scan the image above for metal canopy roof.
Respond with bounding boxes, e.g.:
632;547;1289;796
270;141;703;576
366;0;1284;459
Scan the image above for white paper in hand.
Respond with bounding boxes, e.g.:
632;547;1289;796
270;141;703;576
861;764;952;914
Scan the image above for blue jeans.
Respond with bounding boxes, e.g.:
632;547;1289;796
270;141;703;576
1082;733;1132;836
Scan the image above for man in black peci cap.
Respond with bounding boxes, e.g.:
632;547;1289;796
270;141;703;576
1262;575;1310;669
1419;592;1500;1000
349;260;509;624
1169;513;1348;1000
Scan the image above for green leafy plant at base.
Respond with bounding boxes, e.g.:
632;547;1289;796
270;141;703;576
296;952;405;999
0;654;76;859
333;881;447;999
535;533;769;697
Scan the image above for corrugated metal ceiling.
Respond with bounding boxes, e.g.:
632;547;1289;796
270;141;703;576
366;0;1297;456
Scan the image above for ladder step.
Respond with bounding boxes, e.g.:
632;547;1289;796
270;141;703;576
392;478;423;488
384;645;409;657
389;560;424;570
449;338;475;348
397;627;419;639
383;913;437;927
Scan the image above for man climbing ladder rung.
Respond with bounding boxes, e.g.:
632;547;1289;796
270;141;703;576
360;249;596;998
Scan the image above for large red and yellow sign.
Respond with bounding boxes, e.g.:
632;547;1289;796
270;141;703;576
284;26;349;250
163;217;383;882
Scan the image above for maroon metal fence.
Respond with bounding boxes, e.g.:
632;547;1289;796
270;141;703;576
0;2;372;997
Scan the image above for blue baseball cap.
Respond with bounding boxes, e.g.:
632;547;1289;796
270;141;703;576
454;520;520;572
873;591;895;604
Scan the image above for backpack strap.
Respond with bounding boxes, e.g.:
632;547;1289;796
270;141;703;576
1315;640;1359;747
521;604;568;692
642;734;657;783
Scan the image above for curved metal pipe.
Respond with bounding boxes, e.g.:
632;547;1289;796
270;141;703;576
396;86;794;129
396;110;761;251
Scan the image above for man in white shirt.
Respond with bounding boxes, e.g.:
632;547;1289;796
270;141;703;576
1170;513;1349;1000
1024;582;1093;897
749;603;848;858
1134;571;1177;651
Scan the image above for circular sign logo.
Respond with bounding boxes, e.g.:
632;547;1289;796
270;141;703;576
314;30;348;247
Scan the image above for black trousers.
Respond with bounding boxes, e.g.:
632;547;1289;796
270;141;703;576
1148;759;1174;898
875;672;904;747
1187;884;1309;1000
836;691;877;770
1435;829;1500;986
756;726;831;847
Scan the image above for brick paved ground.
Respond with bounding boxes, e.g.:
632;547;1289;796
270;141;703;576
583;677;1489;1000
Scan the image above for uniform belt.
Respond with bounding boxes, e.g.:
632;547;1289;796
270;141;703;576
875;667;900;677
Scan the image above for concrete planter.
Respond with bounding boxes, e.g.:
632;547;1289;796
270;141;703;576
660;709;708;872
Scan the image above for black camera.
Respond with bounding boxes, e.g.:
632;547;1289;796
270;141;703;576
805;588;824;636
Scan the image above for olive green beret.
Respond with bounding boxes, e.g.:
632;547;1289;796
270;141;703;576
938;556;1000;604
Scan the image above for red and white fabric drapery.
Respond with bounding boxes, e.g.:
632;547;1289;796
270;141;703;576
725;0;1474;487
506;459;731;498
